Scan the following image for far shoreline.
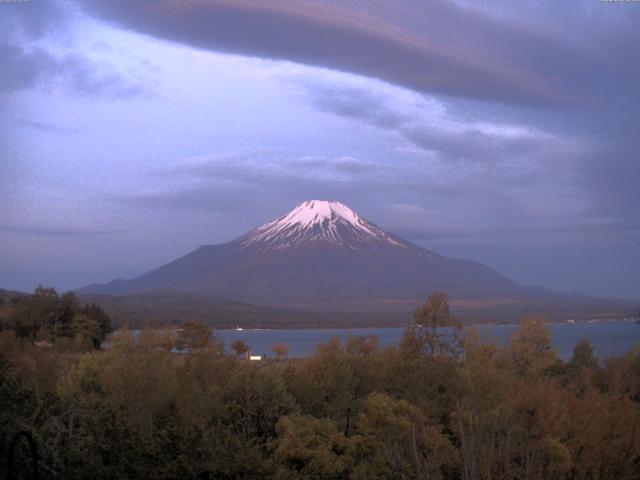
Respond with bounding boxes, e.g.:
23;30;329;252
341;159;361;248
113;316;640;333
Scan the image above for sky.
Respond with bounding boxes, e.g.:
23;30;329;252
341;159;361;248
1;0;639;299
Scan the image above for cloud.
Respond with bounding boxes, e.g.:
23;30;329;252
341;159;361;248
308;82;563;165
299;68;640;243
0;0;64;39
115;144;573;240
79;0;580;106
117;151;385;218
308;86;411;129
0;0;145;98
15;116;79;133
48;52;146;98
0;42;47;94
0;45;146;98
154;151;381;185
74;0;640;236
0;225;126;238
394;219;640;244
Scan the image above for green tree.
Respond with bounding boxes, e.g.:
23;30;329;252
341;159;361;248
506;316;558;377
0;287;111;349
411;292;463;358
272;414;352;479
353;392;459;480
81;302;113;342
223;364;297;442
70;313;102;350
175;320;213;352
569;338;599;371
286;337;360;433
10;286;61;340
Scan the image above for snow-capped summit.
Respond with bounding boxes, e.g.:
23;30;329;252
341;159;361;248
239;200;405;250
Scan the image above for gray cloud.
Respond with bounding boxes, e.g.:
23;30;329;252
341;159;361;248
395;220;640;244
15;116;80;133
310;86;410;128
304;74;640;243
77;0;640;213
0;225;126;238
49;53;146;98
118;152;384;222
309;83;564;166
0;42;46;94
153;152;381;186
0;0;64;38
79;0;582;106
0;0;145;98
117;147;561;236
0;46;146;98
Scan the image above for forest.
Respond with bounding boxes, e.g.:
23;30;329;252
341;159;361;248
1;289;640;479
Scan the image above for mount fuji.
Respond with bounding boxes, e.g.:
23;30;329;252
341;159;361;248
79;200;630;317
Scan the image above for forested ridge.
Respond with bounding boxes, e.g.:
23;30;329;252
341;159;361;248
1;290;640;479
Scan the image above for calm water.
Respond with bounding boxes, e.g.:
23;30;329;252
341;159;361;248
219;320;640;360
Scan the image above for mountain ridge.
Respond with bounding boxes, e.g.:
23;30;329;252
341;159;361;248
78;200;636;315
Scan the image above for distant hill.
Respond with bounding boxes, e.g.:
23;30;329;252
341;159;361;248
78;290;409;329
0;288;28;303
3;286;633;330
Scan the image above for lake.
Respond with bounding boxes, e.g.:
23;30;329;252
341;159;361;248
219;319;640;360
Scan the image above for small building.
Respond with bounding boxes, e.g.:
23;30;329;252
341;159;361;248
249;355;263;361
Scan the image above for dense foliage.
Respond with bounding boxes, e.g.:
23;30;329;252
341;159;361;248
1;292;640;479
0;286;112;350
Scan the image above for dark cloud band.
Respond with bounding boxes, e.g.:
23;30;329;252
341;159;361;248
80;0;574;106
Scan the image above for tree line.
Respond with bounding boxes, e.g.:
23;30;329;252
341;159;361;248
0;286;112;350
1;291;639;479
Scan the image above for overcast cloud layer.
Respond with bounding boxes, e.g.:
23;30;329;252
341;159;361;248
1;0;639;299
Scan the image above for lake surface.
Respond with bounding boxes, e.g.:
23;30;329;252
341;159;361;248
219;319;640;360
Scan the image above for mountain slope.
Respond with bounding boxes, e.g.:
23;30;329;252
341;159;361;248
78;200;626;312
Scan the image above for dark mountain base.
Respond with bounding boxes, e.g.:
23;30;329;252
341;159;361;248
79;290;637;329
78;291;411;329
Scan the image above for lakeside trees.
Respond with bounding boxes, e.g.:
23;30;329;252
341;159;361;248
231;339;251;358
272;343;290;360
0;286;112;350
1;292;640;479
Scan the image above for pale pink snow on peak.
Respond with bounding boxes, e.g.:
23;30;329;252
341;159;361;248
239;200;406;250
273;200;374;234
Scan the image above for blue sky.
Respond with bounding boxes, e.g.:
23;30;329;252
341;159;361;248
1;0;639;299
